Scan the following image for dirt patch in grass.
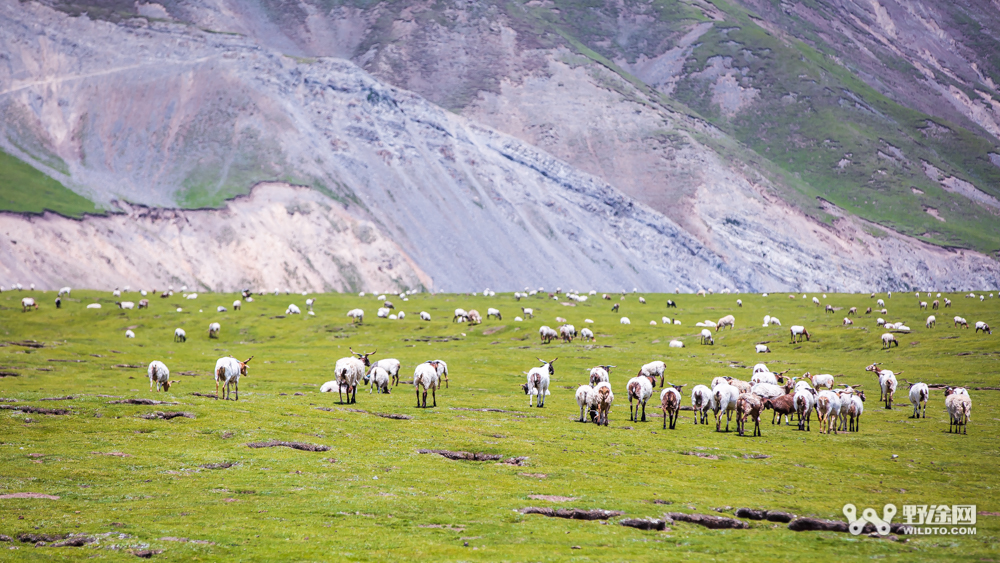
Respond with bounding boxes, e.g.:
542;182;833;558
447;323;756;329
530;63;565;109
520;507;623;520
418;449;501;461
0;492;60;499
108;399;178;405
0;371;19;377
132;549;163;558
200;462;236;469
520;473;546;478
17;533;68;543
50;535;95;547
528;495;577;502
39;396;74;401
10;340;45;348
190;392;217;399
0;405;71;415
91;451;132;457
0;397;17;402
742;454;771;459
112;364;144;368
680;451;719;460
47;359;84;362
620;518;668;531
667;512;749;529
482;325;506;335
246;440;330;452
160;536;214;545
140;411;195;420
787;517;908;534
735;508;795;522
450;407;513;413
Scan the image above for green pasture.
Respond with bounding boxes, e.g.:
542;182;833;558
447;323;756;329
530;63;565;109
0;289;997;561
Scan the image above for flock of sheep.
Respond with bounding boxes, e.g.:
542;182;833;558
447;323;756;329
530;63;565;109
8;285;989;435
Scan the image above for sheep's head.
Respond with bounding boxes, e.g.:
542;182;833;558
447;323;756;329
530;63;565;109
857;390;866;402
240;356;254;376
521;383;530;395
538;358;556;375
351;348;376;366
762;399;773;410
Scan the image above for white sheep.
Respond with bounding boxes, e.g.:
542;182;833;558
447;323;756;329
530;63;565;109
113;288;121;297
87;303;101;309
589;365;612;387
431;359;450;389
147;360;178;392
639;296;646;304
58;287;71;296
737;299;742;307
926;315;936;328
453;308;468;322
843;317;853;326
845;390;865;432
217;306;227;313
522;358;555;407
333;348;375;404
521;307;534;319
186;293;198;300
755;344;771;353
673;320;681;325
789;325;811;343
365;365;391;394
173;328;186;342
125;330;135;338
865;363;898;409
954;316;969;328
620;317;631;325
637;361;666;388
581;328;595;341
752;363;769;375
877;298;885;307
793;387;816;431
812;296;820;306
905;381;929;418
347;309;364;323
716;314;735;331
975;321;992;334
397;311;406;320
592;382;614;426
559;324;577;342
372;358;402;387
815;390;842;434
21;297;38;312
945;388;972;434
700;329;714;345
214;355;252;400
806;372;836;389
762;314;771;327
769;317;781;326
669;340;684;348
209;322;221;338
690;384;712;424
750;382;784;400
660;384;684;429
575;384;596;422
626;372;655;422
487;307;502;320
420;311;431;321
750;371;778;386
306;298;315;310
117;301;135;310
377;307;390;318
711;383;739;432
411;361;442;408
286;304;301;315
881;333;898;349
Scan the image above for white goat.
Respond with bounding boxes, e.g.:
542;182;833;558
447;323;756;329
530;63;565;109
626;372;655;422
214;355;252;400
637;361;666;388
522;358;555;407
789;325;811;343
926;315;936;328
209;322;221;339
576;384;596;422
347;309;364;323
147;360;178;392
487;307;502;320
413;361;442;408
690;384;712;424
372;358;402;387
945;388;972;434
660;384;684;429
755;344;771;353
581;328;595;341
700;329;714;345
420;311;431;321
332;348;375;404
716;314;735;331
173;328;186;342
905;381;929;418
815;390;842;434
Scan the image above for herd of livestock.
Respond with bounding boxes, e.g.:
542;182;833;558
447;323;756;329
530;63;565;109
9;286;989;436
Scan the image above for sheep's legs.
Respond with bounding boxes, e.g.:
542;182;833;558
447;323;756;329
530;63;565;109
431;388;436;407
662;407;667;429
422;390;428;408
640;401;646;422
234;381;239;401
415;386;421;408
216;380;220;400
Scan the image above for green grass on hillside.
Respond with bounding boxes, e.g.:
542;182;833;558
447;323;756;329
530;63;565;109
0;289;997;560
0;149;100;218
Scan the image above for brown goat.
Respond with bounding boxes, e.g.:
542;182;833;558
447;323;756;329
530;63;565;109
736;393;762;437
763;393;796;425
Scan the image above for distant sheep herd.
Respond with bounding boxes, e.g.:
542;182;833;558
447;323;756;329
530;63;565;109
5;284;992;435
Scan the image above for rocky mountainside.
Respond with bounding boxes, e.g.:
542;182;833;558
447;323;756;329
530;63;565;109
1;0;999;292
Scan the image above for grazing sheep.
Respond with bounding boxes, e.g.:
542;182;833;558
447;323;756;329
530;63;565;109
626;372;656;422
690;384;712;424
580;328;595;341
668;340;684;348
904;380;929;418
919;301;927;310
347;309;364;324
377;307;390;318
333;348;375;404
666;300;677;308
620;316;630;325
576;384;596;422
638;361;666;388
286;304;301;315
932;300;939;309
815;390;842;435
846;391;866;432
420;311;431;321
926;315;936;328
365;365;391;394
452;308;468;322
372;358;402;387
217;306;227;313
736;393;763;437
749;371;779;386
700;329;714;345
116;301;135;310
711;383;739;432
794;387;817;431
812;297;820;306
559;324;577;343
21;297;38;312
413;361;442;408
881;333;898;349
865;363;899;409
639;296;646;304
138;299;150;309
789;325;811;343
589;365;614;387
660;384;684;429
305;298;315;311
522;358;555;407
755;344;771;353
945;388;972;434
592;382;614;426
877;298;885;307
209;322;221;339
147;360;178;392
737;299;742;307
848;307;857;316
58;287;71;296
487;307;502;320
125;330;136;339
214;355;253;401
430;359;450;389
521;307;534;319
612;303;620;313
945;298;952;307
397;311;405;320
975;321;992;334
843;317;853;326
174;328;186;342
954;316;969;328
716;314;735;331
466;309;483;324
539;325;558;344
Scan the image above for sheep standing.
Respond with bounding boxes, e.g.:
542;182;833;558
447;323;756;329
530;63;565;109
522;358;555;407
559;324;577;343
466;309;482;324
690;384;711;424
620;316;630;325
487;308;502;320
286;304;301;315
234;300;242;310
21;297;38;312
174;328;186;343
581;328;595;342
214;355;253;400
975;321;992;334
372;358;402;387
954;316;969;328
711;383;739;432
905;380;929;418
945;388;972;434
333;348;375;404
789;325;811;343
576;384;596;422
794;387;816;431
926;315;936;328
815;390;842;435
592;382;614;426
846;390;865;432
305;298;315;311
716;314;735;331
589;365;614;387
453;308;468;322
209;322;221;339
637;361;666;388
521;307;534;319
147;360;178;392
365;366;391;394
700;329;714;345
736;393;762;437
413;361;442;408
347;309;364;324
660;384;684;429
539;326;558;344
881;333;898;349
138;299;150;309
125;330;136;339
626;372;655;422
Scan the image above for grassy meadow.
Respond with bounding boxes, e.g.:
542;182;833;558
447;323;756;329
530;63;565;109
0;288;997;561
